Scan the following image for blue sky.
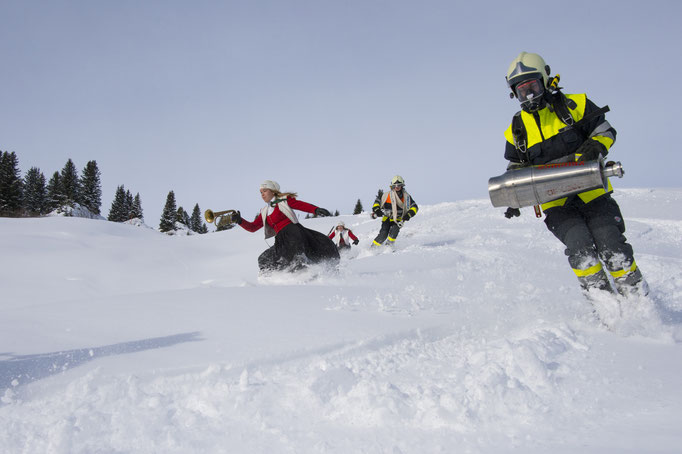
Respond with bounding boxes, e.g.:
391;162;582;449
2;1;681;225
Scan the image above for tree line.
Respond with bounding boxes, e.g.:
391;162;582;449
0;151;208;234
158;190;208;234
0;151;103;218
1;149;372;234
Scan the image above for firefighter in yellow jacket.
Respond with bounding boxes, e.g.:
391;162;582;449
502;52;647;297
372;175;418;246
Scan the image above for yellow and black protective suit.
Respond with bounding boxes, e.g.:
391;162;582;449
372;189;418;246
504;92;645;296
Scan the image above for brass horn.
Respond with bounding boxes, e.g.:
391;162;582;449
205;209;238;229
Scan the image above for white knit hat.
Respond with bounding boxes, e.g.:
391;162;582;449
260;180;280;192
337;221;345;227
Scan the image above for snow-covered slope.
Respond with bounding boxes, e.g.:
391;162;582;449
1;188;681;453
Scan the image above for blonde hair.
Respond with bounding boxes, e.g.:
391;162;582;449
274;191;298;199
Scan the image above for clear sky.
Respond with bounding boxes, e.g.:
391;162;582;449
2;0;681;226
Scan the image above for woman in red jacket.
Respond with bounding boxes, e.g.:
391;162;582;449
234;180;340;272
328;221;359;249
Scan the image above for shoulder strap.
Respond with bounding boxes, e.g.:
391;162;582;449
511;111;528;162
550;91;576;126
510;92;579;160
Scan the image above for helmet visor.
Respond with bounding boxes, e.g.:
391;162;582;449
515;78;544;102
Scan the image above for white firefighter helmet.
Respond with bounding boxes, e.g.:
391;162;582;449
506;52;551;112
391;175;405;188
506;52;550;91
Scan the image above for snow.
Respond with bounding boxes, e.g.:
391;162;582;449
1;188;682;453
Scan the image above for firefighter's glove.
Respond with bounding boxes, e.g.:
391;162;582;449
315;208;332;217
402;212;412;222
576;140;607;162
232;210;242;224
504;207;521;219
353;239;359;245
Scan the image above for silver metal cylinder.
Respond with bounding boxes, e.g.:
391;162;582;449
488;158;624;208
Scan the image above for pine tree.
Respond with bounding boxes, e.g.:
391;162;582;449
353;199;363;215
0;151;24;217
60;159;80;208
79;160;102;215
159;190;178;233
130;193;143;220
176;206;190;227
46;171;64;212
189;203;206;233
372;189;384;218
334;209;340;216
124;190;134;220
108;185;127;222
23;167;47;216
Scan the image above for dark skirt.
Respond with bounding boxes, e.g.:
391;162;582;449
258;223;340;272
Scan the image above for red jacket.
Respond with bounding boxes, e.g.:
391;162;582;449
329;228;358;246
239;198;318;234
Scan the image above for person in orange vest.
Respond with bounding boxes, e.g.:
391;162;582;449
328;221;359;249
372;175;418;246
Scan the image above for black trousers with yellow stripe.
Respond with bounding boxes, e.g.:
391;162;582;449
373;219;401;246
543;194;644;295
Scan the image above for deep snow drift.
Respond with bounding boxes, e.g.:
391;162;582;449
1;188;681;453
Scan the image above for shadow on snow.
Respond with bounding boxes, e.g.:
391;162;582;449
0;331;203;391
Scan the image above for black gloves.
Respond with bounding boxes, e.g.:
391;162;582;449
232;210;242;224
353;239;359;245
315;208;332;217
576;140;607;162
504;207;521;218
373;208;383;218
402;211;412;222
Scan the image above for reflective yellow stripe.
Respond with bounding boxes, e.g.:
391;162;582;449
573;262;603;277
541;197;568;211
387;237;396;242
373;240;382;246
610;261;637;279
593;135;614;149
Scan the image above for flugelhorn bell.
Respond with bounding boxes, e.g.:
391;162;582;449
204;209;238;229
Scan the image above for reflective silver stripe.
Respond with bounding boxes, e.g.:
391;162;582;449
589;119;615;141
